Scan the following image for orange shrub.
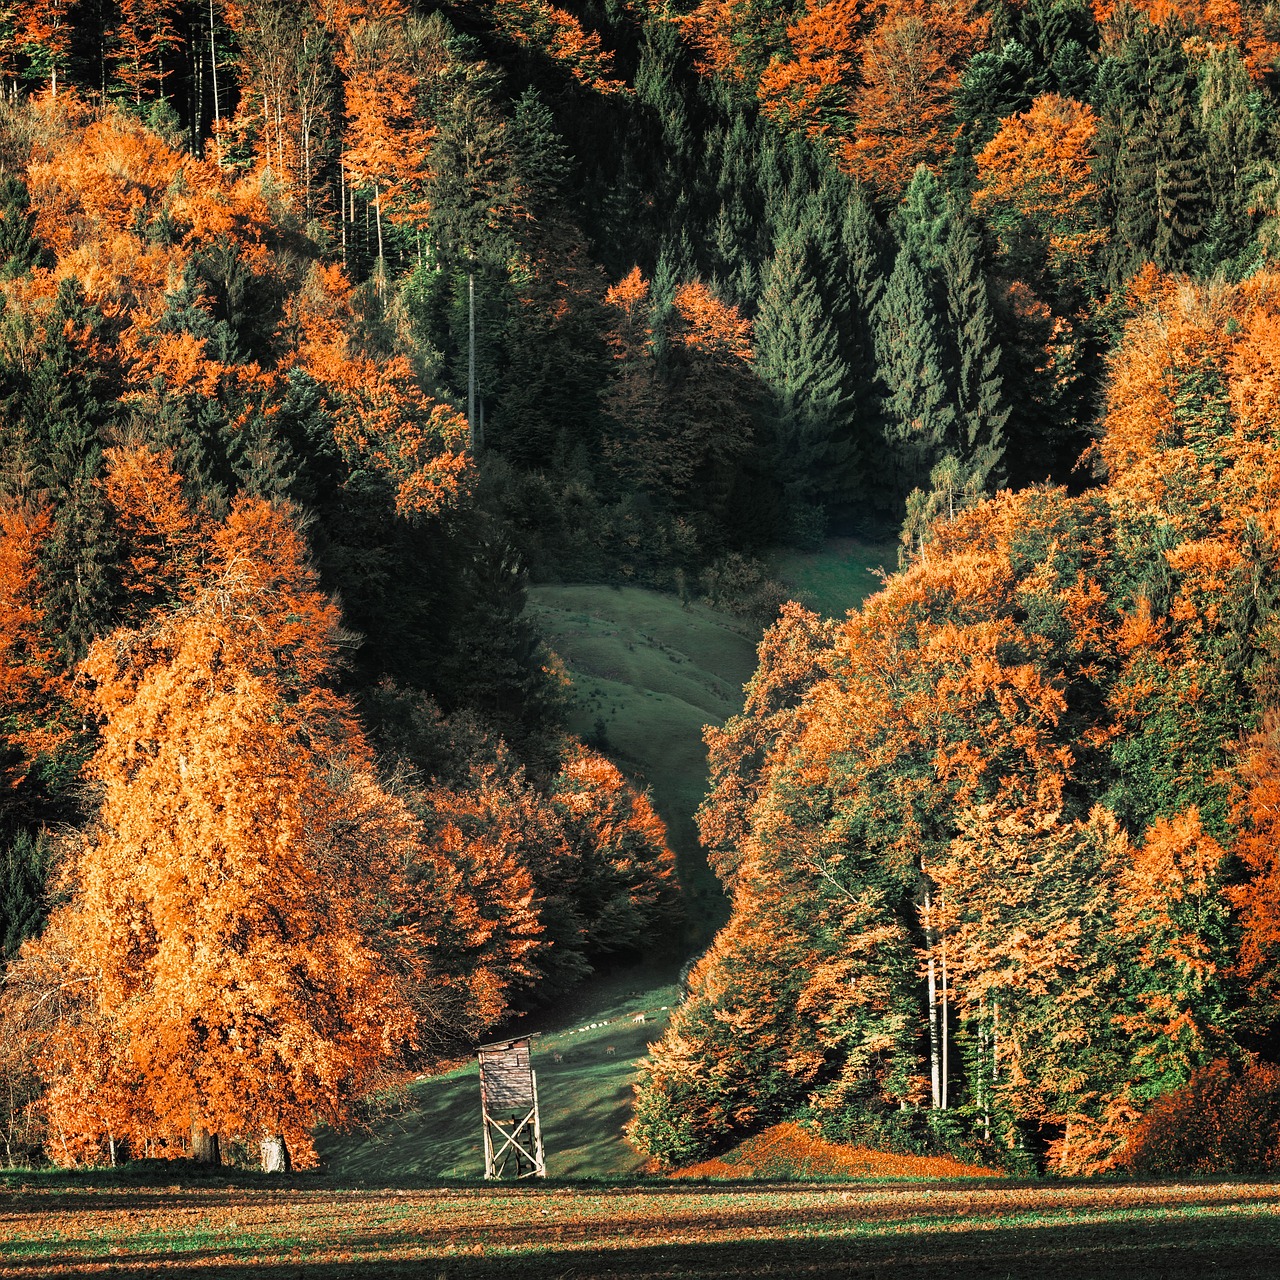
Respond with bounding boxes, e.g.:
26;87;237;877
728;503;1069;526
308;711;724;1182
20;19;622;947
1124;1059;1280;1174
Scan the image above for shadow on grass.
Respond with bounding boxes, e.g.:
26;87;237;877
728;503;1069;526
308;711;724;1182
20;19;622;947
9;1211;1280;1279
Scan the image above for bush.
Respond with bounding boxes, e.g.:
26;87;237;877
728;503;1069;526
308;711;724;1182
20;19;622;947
1124;1058;1280;1175
699;553;790;622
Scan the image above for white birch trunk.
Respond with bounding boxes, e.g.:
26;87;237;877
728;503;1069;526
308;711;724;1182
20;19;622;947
924;889;940;1109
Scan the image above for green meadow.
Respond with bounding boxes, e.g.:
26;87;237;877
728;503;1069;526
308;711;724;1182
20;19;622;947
526;584;760;935
319;976;679;1180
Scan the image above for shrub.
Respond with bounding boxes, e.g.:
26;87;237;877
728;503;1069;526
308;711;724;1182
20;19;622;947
1124;1059;1280;1175
699;553;790;622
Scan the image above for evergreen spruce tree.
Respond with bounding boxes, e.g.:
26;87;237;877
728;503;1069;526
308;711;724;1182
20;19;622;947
894;167;951;271
1194;45;1266;274
13;280;118;659
941;210;1008;491
1097;21;1205;282
954;41;1039;146
1;829;50;961
754;233;854;540
1019;0;1097;101
1146;74;1206;270
841;184;891;512
0;178;43;279
426;78;516;447
874;242;955;497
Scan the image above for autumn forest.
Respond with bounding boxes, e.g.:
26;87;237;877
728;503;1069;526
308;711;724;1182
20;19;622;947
1;0;1280;1187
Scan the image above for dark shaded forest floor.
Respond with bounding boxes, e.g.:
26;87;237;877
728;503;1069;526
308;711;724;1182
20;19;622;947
3;1175;1279;1277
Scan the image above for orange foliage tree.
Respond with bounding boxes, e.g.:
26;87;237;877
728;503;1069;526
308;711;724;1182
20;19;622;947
13;0;74;95
111;0;183;103
0;505;74;798
290;261;471;518
99;445;204;623
841;0;987;198
755;0;866;142
20;498;427;1164
972;94;1107;288
602;267;758;507
493;0;627;95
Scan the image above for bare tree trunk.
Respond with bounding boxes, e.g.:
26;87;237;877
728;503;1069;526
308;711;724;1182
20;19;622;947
991;995;1000;1140
467;268;476;450
979;996;990;1141
924;889;940;1110
191;1124;220;1166
209;0;222;166
260;1134;290;1173
940;912;950;1111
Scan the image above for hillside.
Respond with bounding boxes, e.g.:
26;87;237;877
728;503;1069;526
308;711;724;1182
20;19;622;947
528;585;760;936
3;0;1280;1188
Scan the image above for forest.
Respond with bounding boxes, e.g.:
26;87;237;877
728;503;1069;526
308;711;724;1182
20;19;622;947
1;0;1280;1176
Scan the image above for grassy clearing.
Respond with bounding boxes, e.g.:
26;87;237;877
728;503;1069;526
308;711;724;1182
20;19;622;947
4;1175;1280;1277
526;585;760;936
317;978;679;1181
767;536;897;619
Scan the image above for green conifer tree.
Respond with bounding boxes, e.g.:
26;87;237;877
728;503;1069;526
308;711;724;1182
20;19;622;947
754;233;853;541
1;829;50;961
1096;20;1206;281
873;242;955;497
941;210;1008;490
1194;45;1267;274
0;178;43;279
894;167;951;272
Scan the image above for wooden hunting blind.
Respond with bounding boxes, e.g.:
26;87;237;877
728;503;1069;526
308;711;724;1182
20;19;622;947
477;1035;546;1179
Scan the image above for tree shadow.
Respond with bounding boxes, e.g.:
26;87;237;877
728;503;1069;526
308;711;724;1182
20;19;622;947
10;1211;1280;1279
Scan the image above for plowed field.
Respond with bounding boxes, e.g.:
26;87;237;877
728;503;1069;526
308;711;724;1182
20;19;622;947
4;1176;1280;1278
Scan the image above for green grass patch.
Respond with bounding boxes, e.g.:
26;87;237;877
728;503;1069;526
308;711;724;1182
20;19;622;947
527;585;760;938
318;980;680;1181
768;536;897;619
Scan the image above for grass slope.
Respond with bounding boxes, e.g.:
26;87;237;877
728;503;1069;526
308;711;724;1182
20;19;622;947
526;585;761;936
328;563;897;1188
319;980;680;1180
767;536;897;619
5;1174;1280;1277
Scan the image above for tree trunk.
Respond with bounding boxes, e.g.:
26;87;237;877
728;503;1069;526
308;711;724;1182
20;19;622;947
467;268;477;450
191;1124;220;1166
940;916;950;1110
260;1134;291;1173
209;0;222;166
924;889;940;1109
